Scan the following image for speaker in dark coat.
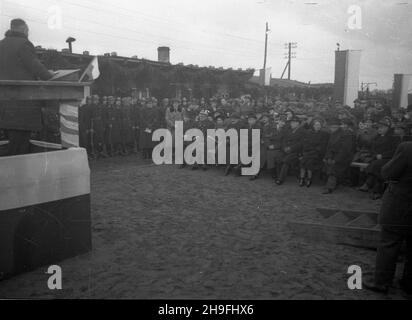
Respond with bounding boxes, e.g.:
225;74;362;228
0;29;53;132
0;27;53;155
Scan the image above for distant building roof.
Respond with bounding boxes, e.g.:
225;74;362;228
249;76;333;88
35;48;254;75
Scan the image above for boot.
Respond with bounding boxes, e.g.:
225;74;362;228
299;177;305;187
358;183;369;192
275;179;283;185
271;168;277;180
306;179;312;188
224;165;232;176
322;188;333;194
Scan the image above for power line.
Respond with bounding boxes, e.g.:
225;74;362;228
61;0;284;47
0;12;261;70
281;42;297;80
3;1;271;59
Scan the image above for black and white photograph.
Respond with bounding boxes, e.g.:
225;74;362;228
0;0;411;306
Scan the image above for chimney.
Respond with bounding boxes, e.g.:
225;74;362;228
157;46;170;63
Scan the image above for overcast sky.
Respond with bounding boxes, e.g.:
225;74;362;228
1;0;411;89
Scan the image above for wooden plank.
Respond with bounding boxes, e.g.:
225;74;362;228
0;80;91;87
316;207;378;220
288;208;381;249
346;213;378;228
0;81;91;101
0;85;84;101
288;221;380;249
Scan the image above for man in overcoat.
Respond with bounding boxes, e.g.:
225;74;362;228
0;19;53;155
364;142;412;295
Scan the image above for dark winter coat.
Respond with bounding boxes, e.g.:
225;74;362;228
324;128;354;177
281;126;306;164
301;129;329;171
0;30;53;131
379;142;412;231
139;106;159;149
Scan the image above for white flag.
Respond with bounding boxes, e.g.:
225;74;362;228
80;56;100;81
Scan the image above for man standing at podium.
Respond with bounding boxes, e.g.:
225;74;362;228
0;18;53;155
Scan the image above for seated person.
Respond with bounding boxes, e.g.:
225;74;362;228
322;118;354;194
275;116;306;185
299;118;329;187
359;118;398;199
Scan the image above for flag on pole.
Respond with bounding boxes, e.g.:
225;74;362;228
79;56;100;82
60;103;79;148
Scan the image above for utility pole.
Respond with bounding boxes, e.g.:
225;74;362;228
287;42;291;80
281;42;297;80
263;22;269;70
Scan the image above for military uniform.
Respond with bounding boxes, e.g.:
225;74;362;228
112;100;124;155
79;98;93;156
121;100;134;154
105;98;117;156
91;97;109;158
139;102;159;159
130;101;141;152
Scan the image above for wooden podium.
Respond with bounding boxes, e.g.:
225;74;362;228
0;80;92;280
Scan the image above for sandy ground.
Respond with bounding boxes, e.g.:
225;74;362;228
0;155;408;300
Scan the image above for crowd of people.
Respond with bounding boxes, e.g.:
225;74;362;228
78;94;412;197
